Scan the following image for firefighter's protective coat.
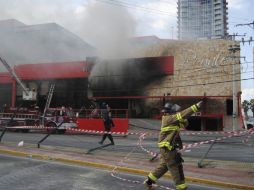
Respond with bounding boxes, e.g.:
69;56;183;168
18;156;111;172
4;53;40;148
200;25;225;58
147;101;202;190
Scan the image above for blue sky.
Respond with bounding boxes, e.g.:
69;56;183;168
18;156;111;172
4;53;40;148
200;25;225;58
0;0;253;100
226;0;254;101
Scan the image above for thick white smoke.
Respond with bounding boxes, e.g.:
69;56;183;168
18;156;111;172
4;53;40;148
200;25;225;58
77;2;136;58
0;0;137;75
74;2;138;93
0;0;136;58
0;0;138;94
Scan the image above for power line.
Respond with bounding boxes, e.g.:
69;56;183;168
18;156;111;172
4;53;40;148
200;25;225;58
1;58;252;81
88;60;250;78
0;71;247;85
89;69;245;88
90;77;254;93
92;0;253;31
92;0;249;38
230;16;253;22
31;74;253;94
178;69;253;83
235;21;254;29
93;0;177;17
2;70;252;94
1;68;253;86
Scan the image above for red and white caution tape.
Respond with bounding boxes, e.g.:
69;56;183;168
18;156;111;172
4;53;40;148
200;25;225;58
139;129;251;157
181;130;241;136
111;133;175;190
110;139;141;184
138;133;158;157
67;128;130;136
242;128;254;144
5;125;131;135
6;124;248;137
182;130;247;151
6;125;56;130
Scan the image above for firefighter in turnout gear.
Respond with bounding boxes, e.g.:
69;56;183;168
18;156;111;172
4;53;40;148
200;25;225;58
144;101;203;190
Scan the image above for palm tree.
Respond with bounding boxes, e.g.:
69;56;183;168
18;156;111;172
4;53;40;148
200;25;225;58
242;100;250;119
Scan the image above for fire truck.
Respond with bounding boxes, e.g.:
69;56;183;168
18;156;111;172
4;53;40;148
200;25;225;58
0;55;38;132
0;106;77;133
43;107;78;134
0;56;77;133
0;106;40;132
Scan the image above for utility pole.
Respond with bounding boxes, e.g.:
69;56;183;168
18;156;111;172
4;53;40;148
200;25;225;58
227;33;246;40
241;37;254;45
234;21;254;122
228;44;241;131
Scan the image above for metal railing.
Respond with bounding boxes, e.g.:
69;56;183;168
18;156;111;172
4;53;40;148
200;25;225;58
77;109;128;119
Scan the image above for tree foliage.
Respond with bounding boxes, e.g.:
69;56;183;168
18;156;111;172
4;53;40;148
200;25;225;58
250;99;254;117
242;99;254;118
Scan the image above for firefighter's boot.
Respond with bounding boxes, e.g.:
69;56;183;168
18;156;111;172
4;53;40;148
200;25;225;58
143;178;155;190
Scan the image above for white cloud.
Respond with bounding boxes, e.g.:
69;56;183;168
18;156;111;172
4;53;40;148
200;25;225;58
241;88;254;101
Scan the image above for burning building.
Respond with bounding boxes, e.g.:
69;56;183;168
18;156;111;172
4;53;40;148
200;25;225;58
0;19;242;131
87;38;242;131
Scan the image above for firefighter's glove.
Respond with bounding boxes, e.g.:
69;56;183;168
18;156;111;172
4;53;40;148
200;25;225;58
174;143;180;149
196;101;203;108
175;136;183;150
175;142;183;150
175;152;184;164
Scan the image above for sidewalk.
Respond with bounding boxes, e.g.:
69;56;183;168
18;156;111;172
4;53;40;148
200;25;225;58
0;141;253;190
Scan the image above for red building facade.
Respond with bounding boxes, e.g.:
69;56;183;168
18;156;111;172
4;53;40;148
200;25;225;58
0;56;174;108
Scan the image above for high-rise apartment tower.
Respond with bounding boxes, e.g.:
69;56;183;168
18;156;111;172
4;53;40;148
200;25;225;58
177;0;228;40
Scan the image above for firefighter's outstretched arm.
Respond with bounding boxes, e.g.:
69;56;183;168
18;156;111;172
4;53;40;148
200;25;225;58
180;101;203;119
162;101;203;127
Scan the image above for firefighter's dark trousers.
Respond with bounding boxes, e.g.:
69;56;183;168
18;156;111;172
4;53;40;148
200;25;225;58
148;148;187;190
100;125;114;144
101;133;114;144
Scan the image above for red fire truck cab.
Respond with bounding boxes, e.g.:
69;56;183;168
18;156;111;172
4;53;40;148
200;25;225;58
43;107;78;133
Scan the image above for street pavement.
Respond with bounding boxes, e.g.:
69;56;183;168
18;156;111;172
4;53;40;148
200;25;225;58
0;154;232;190
0;119;253;189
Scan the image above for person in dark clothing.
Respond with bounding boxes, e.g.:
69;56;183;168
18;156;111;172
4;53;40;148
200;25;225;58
99;103;115;145
99;116;115;145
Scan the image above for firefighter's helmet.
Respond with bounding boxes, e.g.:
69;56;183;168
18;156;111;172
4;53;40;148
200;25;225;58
162;102;181;114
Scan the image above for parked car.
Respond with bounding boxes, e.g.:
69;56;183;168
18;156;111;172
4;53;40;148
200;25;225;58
246;118;254;129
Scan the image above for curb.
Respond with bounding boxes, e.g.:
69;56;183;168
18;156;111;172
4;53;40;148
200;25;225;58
0;148;253;190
